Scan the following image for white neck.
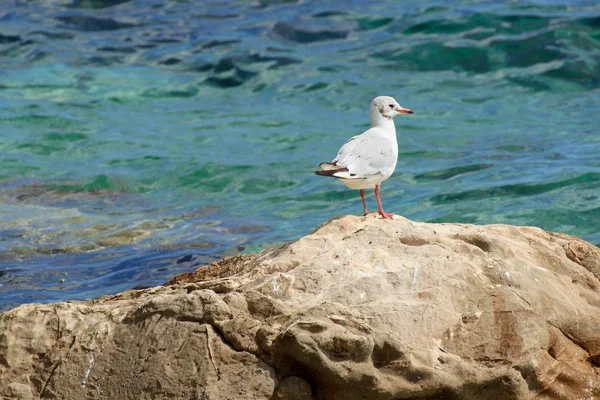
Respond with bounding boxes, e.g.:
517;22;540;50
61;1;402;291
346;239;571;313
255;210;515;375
369;104;399;160
370;111;396;132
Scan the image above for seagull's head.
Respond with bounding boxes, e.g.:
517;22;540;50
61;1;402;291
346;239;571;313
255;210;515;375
371;96;414;120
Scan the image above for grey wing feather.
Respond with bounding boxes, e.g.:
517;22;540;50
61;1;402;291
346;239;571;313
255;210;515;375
333;135;395;177
319;162;339;171
332;135;360;165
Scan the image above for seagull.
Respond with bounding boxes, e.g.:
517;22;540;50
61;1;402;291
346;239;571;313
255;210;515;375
314;96;413;219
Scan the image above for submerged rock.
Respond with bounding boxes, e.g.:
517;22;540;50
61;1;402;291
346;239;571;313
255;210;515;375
1;215;599;399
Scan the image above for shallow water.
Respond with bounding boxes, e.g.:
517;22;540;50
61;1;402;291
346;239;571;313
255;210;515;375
1;0;599;311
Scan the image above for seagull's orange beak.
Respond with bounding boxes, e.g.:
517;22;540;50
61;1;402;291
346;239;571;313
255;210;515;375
397;107;414;114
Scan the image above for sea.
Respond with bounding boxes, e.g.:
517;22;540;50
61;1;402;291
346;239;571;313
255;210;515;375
1;0;599;311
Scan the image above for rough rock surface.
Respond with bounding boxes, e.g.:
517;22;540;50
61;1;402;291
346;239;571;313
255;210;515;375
1;215;600;399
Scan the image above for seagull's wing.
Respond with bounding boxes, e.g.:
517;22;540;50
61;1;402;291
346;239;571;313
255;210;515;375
330;133;395;179
315;135;361;175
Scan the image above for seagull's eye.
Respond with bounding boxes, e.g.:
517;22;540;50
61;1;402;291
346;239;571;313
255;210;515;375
389;104;394;108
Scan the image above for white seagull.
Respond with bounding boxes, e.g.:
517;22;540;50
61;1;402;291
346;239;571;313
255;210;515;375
314;96;414;219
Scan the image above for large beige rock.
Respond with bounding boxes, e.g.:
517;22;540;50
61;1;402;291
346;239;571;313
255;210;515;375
1;215;599;399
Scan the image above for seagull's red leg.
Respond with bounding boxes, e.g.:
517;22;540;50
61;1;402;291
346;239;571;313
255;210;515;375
360;189;368;216
374;184;393;219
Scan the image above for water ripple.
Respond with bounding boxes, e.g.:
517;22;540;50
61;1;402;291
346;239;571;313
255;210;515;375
415;164;493;182
56;15;138;31
431;173;600;204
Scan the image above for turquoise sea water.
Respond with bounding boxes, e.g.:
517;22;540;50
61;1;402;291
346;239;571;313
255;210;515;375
1;0;599;311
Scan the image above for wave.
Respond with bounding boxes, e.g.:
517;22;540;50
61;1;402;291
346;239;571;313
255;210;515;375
431;173;600;204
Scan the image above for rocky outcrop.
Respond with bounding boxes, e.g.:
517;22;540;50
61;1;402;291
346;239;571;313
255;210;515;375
1;215;599;399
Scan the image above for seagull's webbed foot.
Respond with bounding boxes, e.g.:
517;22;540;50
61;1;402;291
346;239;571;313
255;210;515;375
374;185;393;220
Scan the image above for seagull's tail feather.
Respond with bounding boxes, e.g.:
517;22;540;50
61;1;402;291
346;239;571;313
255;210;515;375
318;162;340;171
314;167;348;178
314;165;364;180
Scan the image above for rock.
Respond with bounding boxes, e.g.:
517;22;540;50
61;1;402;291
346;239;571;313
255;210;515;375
1;215;599;399
272;376;313;400
4;383;34;400
0;290;275;400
